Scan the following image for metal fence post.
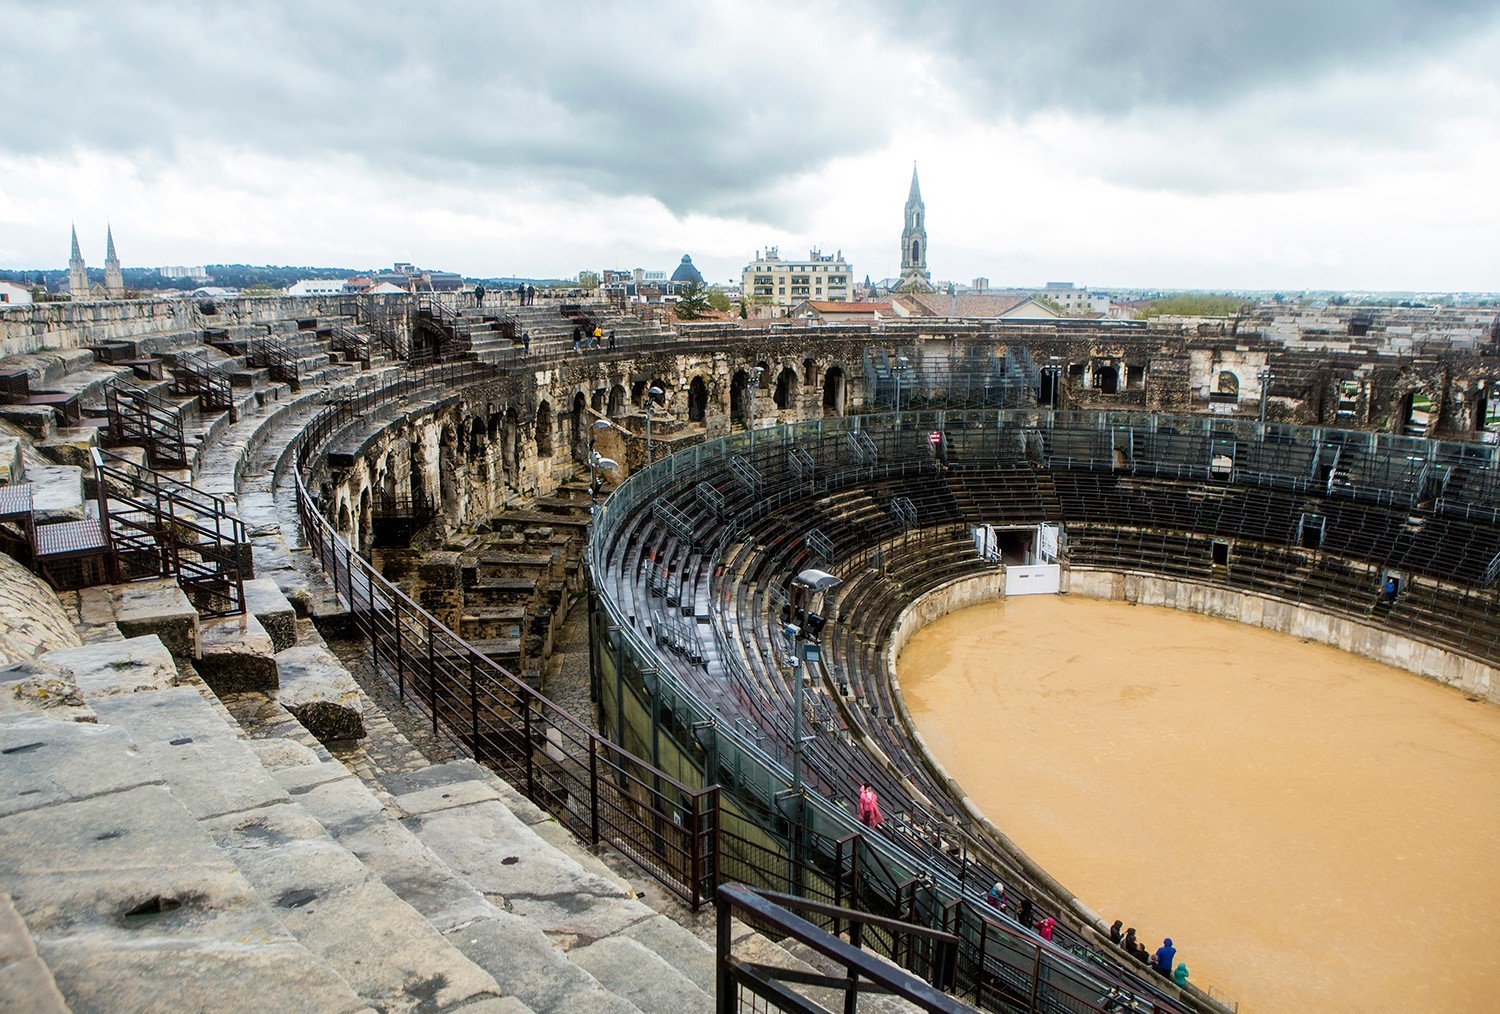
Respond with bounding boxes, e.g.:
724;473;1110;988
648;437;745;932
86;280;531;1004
468;650;479;754
427;617;438;736
589;742;600;846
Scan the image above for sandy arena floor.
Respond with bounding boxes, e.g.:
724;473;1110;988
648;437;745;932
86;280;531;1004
897;595;1500;1013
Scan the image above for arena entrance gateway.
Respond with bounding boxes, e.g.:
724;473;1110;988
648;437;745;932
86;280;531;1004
972;522;1063;595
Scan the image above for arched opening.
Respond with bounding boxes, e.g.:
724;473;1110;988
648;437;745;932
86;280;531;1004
337;500;352;535
536;401;554;457
1096;365;1120;395
631;381;646;407
571;392;588;461
1402;391;1432;437
409;439;427;507
1040;368;1060;407
688;376;708;423
774;366;799;410
1215;371;1239;402
468;417;486;461
438;426;458;518
502;408;520;487
591;388;606;414
730;370;748;427
911;240;920;263
822;366;846;417
608;384;626;418
803;357;818;388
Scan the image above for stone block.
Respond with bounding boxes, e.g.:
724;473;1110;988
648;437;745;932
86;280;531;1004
39;634;180;698
25;464;84;523
0;895;67;1014
0;659;96;724
194;612;278;692
274;644;365;742
0;554;81;664
0;716;161;818
242;577;297;651
0;405;56;442
37;426;99;468
108;579;199;658
0;435;21;484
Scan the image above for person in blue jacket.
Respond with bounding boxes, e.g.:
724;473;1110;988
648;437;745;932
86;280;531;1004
1153;938;1176;975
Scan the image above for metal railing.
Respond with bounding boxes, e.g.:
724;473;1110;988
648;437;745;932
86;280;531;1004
717;883;968;1013
290;360;720;906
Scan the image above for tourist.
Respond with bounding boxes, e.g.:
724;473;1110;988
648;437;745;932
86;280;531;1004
985;881;1005;910
1173;962;1190;987
473;283;485;305
522;331;531;354
608;329;616;349
1109;919;1123;944
1120;926;1137;957
856;783;883;827
572;326;582;352
1035;916;1055;941
1153;937;1176;976
1017;896;1034;929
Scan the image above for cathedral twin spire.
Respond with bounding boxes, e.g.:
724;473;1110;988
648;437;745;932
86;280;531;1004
67;223;125;299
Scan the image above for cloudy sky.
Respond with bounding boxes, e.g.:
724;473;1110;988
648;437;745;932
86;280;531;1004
3;0;1498;291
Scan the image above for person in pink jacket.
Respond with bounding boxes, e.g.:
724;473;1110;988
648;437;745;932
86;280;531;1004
1035;916;1056;941
857;784;884;827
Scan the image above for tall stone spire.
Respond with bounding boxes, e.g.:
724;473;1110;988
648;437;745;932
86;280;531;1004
67;223;89;299
103;224;124;299
896;163;935;293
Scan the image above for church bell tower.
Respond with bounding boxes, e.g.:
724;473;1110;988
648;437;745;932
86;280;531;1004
896;164;935;293
67;224;89;299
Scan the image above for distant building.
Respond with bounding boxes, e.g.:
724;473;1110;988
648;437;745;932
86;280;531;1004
103;226;124;299
1036;282;1110;316
894;291;1061;319
157;265;210;281
669;255;705;286
285;278;349;296
417;271;464;293
895;165;936;294
0;280;33;305
742;246;852;310
790;300;895;324
67;225;88;299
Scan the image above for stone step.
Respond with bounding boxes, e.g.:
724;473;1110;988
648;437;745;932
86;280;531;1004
0;892;68;1013
380;762;714;1012
262;752;642;1014
0;714;370;1013
88;684;518;1012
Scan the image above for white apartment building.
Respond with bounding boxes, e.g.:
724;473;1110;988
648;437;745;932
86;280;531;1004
0;280;33;305
1038;281;1111;316
743;247;852;309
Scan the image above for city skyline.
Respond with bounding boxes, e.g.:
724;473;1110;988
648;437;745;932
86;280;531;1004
2;1;1498;291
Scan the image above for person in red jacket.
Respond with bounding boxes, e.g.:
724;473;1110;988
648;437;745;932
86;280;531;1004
856;784;884;827
1035;916;1056;941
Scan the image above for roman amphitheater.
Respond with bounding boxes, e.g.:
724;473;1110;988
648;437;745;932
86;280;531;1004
1;292;1497;1012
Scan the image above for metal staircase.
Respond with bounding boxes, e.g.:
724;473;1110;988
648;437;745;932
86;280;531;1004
93;449;247;616
106;384;188;470
170;349;237;419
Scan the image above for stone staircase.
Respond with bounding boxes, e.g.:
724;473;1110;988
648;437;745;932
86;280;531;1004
0;632;724;1012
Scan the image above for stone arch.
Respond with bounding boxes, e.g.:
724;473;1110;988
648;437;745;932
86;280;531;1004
536;401;554;457
591;387;606;414
803;357;818;388
1096;365;1120;395
911;239;920;263
773;365;799;410
822;366;846;417
1216;371;1239;400
608;384;626;418
688;376;708;423
337;500;352;535
468;417;486;461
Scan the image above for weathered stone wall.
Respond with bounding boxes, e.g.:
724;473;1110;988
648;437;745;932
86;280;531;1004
0;554;82;663
1064;568;1499;702
0;293;411;359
